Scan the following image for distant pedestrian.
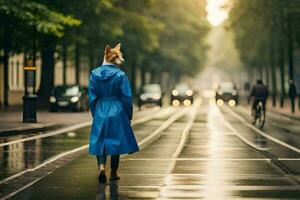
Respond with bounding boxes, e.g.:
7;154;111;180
288;79;297;113
88;43;139;184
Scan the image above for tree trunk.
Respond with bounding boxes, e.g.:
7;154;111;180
270;40;277;107
279;39;285;107
62;44;67;85
89;53;95;73
75;43;81;85
265;65;270;90
141;66;146;86
287;19;294;81
3;48;9;108
130;63;137;95
38;38;56;104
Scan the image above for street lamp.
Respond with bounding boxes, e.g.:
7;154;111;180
23;59;37;123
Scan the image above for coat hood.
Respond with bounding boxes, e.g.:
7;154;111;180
93;65;120;81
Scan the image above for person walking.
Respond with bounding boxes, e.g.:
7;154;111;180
88;43;139;184
288;79;297;113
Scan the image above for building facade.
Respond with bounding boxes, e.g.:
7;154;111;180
0;53;90;107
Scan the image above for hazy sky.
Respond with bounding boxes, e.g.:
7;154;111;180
206;0;230;26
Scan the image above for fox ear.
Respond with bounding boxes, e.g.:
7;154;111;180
114;43;121;51
105;45;111;53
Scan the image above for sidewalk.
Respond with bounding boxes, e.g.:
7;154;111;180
0;107;92;135
267;99;300;121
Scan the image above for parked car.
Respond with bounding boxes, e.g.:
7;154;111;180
49;85;89;112
215;82;238;107
138;84;163;109
171;83;194;106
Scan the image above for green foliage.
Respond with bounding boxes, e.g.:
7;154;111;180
143;0;209;76
1;0;209;80
0;0;80;37
229;0;300;68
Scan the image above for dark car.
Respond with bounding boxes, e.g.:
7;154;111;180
171;83;194;106
215;82;238;107
138;84;163;109
49;85;89;112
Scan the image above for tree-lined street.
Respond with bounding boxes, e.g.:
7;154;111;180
2;98;300;199
1;0;300;199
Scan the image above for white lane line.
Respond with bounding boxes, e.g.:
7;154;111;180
123;158;272;161
0;145;88;185
157;99;202;199
0;107;173;148
0;121;92;148
133;106;160;117
115;173;291;179
238;105;297;123
216;105;268;151
172;100;201;158
138;107;191;149
2;174;50;200
224;106;300;155
118;185;300;191
0;106;183;199
132;107;175;125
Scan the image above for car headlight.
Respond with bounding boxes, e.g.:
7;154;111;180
172;90;179;96
186;89;193;96
231;90;237;96
49;96;56;103
71;96;79;103
153;94;161;100
140;94;147;101
217;90;223;95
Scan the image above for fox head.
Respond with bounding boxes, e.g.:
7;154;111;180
103;43;124;66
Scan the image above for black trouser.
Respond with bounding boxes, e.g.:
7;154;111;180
252;98;266;111
290;97;295;113
96;155;120;171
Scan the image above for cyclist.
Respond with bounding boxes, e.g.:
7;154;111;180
249;79;269;119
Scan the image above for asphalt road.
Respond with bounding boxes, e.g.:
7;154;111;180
2;98;300;199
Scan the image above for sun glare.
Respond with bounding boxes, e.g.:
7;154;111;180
206;0;230;26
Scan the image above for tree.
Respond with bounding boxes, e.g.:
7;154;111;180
0;0;80;107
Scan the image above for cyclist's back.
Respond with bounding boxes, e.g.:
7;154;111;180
250;80;268;111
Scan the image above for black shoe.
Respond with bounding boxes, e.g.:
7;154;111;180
98;170;107;184
110;171;120;180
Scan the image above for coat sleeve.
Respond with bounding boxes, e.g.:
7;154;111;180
120;75;133;120
88;73;98;117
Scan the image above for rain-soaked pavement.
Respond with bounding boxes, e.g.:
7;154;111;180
2;98;300;199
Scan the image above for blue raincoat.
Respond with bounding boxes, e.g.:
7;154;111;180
88;64;139;156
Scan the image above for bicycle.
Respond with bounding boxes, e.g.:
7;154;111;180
251;100;265;129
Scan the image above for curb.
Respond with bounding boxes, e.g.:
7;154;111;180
0;123;62;136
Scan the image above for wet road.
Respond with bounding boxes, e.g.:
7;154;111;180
3;98;300;199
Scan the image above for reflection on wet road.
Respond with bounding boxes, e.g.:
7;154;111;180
0;127;90;180
5;99;300;199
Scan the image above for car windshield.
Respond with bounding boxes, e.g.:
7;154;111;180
53;86;79;97
175;84;189;92
219;83;235;92
142;84;161;93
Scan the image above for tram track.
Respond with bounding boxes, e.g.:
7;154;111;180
0;104;199;199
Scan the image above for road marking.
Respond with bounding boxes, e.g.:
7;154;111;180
113;173;291;178
0;107;173;148
2;174;49;200
224;106;300;155
119;185;300;190
138;107;191;149
0;121;92;148
123;158;272;161
0;145;88;185
172;100;201;158
214;104;268;151
238;105;298;123
0;106;182;199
